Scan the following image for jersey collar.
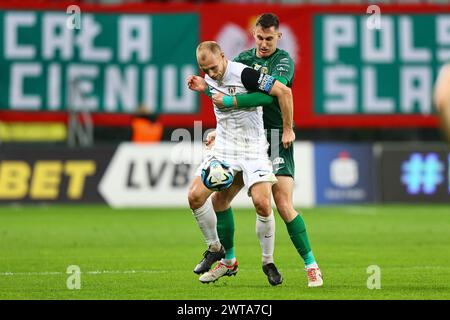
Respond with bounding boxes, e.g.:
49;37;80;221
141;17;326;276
252;48;279;60
219;60;232;85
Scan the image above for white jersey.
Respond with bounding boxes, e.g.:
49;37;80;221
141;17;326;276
205;61;269;161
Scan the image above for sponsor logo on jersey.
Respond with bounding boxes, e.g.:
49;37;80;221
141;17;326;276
273;157;285;166
280;57;289;63
227;86;236;95
272;157;285;173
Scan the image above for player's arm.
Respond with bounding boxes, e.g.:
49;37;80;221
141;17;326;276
212;77;288;109
240;67;295;148
434;63;450;142
215;54;294;109
186;75;212;97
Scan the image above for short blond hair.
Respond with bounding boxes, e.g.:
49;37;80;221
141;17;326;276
196;41;222;61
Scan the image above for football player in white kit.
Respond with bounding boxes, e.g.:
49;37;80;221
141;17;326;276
187;41;295;284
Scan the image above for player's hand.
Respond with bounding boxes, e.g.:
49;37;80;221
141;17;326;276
212;93;225;108
282;128;295;149
205;130;216;149
186;75;207;92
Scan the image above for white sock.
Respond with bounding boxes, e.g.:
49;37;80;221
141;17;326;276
305;262;319;269
221;258;236;266
255;211;275;265
192;198;220;250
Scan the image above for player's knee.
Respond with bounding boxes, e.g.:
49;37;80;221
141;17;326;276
253;197;272;217
275;196;291;214
276;200;296;222
211;192;231;212
188;188;205;211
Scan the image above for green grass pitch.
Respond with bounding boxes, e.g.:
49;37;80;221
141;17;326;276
0;205;449;300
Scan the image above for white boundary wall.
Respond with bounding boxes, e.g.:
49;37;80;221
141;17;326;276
99;142;315;208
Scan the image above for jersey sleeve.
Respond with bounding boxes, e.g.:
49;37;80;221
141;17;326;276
233;53;243;63
240;67;276;94
271;53;295;85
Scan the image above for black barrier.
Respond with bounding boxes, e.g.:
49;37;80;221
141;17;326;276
380;144;450;203
0;146;115;203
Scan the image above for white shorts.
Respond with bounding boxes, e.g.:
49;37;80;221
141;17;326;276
195;155;277;195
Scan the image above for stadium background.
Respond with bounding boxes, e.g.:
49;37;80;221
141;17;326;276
0;0;449;300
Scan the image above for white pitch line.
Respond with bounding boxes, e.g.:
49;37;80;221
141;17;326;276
0;270;168;276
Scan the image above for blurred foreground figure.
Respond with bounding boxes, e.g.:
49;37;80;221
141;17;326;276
131;105;163;143
434;64;450;143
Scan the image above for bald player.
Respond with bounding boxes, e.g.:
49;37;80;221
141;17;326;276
187;41;295;285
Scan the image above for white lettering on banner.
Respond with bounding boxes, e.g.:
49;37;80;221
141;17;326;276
119;16;150;63
6;63;195;113
143;67;157;113
99;143;315;208
362;17;394;63
10;63;42;109
163;65;196;113
320;15;445;114
2;12;196;113
67;65;99;110
48;63;61;110
324;16;355;62
104;66;138;112
437;16;450;62
401;67;432;114
76;15;112;62
5;12;36;59
399;16;431;62
43;14;73;60
324;66;357;113
363;67;394;113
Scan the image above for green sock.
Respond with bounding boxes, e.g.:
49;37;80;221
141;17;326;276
286;214;316;266
216;207;235;260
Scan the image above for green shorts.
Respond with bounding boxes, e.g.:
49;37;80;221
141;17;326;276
266;129;295;178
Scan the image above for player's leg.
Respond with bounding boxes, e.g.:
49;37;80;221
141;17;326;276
198;174;243;284
270;130;323;287
212;172;244;263
273;176;323;287
249;180;282;286
188;176;225;274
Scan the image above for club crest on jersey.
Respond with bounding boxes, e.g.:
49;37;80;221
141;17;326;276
261;67;269;74
227;86;236;96
253;64;262;71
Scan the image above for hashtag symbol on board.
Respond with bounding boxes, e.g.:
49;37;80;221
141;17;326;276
401;153;444;195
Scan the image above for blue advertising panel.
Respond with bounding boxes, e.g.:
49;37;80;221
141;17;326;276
314;143;375;204
380;145;450;202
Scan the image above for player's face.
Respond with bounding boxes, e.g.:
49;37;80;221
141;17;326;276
253;26;281;58
198;52;227;81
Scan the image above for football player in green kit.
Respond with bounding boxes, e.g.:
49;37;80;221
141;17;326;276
196;13;323;287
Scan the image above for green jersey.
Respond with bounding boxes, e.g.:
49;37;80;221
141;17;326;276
233;48;295;129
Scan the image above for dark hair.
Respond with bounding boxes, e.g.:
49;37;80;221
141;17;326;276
255;13;279;30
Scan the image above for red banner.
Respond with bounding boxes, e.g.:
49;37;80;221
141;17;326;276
0;2;448;129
